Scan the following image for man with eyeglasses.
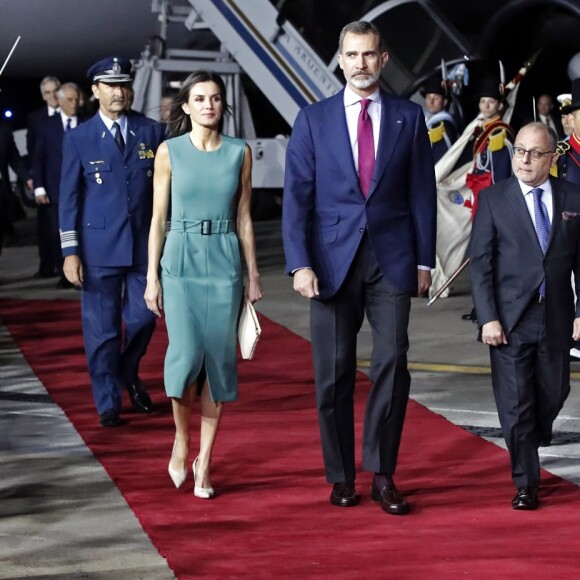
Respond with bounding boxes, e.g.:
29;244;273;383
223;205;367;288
470;122;580;510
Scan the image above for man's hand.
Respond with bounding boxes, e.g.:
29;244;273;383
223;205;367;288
417;270;431;297
481;320;507;347
573;318;580;341
63;255;83;287
35;194;50;205
293;268;319;298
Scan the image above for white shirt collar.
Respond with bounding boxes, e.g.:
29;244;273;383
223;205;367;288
518;178;552;197
343;85;380;107
98;110;127;133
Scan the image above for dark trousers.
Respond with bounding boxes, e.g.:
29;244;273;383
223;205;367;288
81;264;156;414
310;236;411;483
490;301;569;488
36;203;62;275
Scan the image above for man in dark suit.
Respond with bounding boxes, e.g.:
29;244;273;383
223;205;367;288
59;57;165;427
26;76;61;162
536;94;564;140
0;122;31;255
470;122;580;510
33;82;83;285
282;21;437;515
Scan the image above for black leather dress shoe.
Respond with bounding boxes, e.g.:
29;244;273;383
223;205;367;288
371;476;410;515
511;486;538;510
99;408;123;427
330;481;358;507
126;381;154;413
461;307;478;323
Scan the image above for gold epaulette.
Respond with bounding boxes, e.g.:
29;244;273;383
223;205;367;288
556;140;571;156
428;121;445;144
488;128;507;152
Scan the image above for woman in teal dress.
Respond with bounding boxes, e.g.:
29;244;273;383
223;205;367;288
145;71;263;498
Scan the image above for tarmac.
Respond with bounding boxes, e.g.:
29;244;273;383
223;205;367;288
1;209;580;578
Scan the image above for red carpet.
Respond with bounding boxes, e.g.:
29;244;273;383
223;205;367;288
1;298;580;579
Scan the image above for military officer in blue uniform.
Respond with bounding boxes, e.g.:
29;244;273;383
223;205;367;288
59;57;165;426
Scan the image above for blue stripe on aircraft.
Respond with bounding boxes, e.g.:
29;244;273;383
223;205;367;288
213;0;311;109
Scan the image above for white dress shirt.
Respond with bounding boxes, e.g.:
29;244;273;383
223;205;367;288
343;85;381;173
519;178;553;226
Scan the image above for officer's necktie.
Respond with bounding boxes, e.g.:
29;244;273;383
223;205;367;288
532;187;551;296
65;118;72;132
112;121;125;152
357;98;375;198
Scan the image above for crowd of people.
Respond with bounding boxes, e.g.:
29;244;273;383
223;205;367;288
1;18;580;514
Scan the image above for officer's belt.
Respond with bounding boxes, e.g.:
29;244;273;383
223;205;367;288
170;219;235;235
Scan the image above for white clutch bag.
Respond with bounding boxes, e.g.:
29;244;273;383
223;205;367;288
238;300;261;360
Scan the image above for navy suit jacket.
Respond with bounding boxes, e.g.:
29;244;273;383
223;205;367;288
470;176;580;350
282;89;437;298
27;107;53;160
32;115;86;205
59;111;165;268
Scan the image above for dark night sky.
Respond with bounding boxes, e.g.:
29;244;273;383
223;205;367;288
1;0;580;133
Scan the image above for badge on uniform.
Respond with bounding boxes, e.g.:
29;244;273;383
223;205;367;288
138;142;155;159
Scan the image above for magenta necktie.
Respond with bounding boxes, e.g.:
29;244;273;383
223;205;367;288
357;98;375;198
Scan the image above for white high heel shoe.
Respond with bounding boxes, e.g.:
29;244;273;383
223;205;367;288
168;442;188;489
193;456;215;499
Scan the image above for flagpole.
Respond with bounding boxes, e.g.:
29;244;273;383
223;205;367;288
427;257;470;307
0;36;21;80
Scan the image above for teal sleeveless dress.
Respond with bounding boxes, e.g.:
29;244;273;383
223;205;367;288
160;134;246;401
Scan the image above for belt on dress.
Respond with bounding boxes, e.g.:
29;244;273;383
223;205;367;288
170;219;235;235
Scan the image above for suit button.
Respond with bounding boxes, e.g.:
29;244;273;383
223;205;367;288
359;228;364;233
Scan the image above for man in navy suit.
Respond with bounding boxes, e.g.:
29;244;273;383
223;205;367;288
27;76;61;166
470;122;580;510
59;57;165;427
282;21;437;514
33;82;83;286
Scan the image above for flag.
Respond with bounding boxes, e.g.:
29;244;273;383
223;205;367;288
429;55;537;299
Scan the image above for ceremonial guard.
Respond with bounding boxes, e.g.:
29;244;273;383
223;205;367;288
554;80;580;183
462;77;515;217
421;76;458;163
553;79;580;363
59;57;165;426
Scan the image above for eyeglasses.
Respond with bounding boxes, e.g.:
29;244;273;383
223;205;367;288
513;147;555;161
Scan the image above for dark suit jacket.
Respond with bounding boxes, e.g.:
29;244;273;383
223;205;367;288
470;176;580;350
282;89;437;298
32;115;86;205
59;111;165;268
27;106;53;159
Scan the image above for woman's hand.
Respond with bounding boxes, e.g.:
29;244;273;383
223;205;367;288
144;279;164;317
245;274;263;304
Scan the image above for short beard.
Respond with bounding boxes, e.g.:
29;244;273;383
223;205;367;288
347;70;380;90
